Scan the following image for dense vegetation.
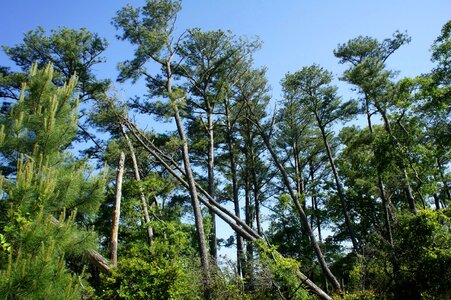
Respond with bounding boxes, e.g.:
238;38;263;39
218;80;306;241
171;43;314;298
0;1;449;299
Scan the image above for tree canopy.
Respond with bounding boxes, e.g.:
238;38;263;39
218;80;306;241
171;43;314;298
0;1;449;299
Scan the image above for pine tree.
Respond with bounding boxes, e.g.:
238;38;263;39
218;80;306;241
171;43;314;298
0;63;105;299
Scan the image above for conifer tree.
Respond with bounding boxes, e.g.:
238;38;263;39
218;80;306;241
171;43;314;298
0;63;105;299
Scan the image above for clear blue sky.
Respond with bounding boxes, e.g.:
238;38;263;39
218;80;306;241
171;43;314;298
1;0;449;258
1;0;450;102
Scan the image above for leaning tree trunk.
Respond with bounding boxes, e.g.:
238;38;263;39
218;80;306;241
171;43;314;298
318;123;360;253
166;62;211;298
120;125;154;244
111;152;125;267
258;126;342;292
365;95;393;246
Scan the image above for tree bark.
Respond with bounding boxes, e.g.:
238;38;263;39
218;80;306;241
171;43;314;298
258;125;342;291
167;62;211;297
374;103;417;214
207;111;217;261
224;103;245;277
111;151;125;267
120;125;154;244
87;249;113;273
318;123;360;253
309;160;322;243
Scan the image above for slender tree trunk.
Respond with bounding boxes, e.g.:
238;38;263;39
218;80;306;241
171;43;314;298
166;62;211;298
293;143;306;212
231;143;245;278
309;160;322;243
294;143;304;195
250;147;263;236
207;112;217;261
433;193;441;210
259;129;341;291
224;113;244;277
375;104;417;214
377;177;394;246
403;168;417;214
318;123;360;252
437;158;451;205
365;102;393;246
111;152;125;267
120;125;154;244
244;176;255;290
174;106;211;296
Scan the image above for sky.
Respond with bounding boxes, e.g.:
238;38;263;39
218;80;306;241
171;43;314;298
1;0;450;259
1;1;450;102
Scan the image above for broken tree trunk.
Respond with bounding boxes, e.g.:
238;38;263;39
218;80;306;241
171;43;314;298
111;152;125;267
49;216;113;273
120;125;154;244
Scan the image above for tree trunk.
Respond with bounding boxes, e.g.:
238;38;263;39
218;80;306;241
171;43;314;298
250;148;263;236
318;123;360;253
224;106;245;277
309;160;322;243
207;112;217;261
120;125;154;244
375;103;417;214
433;193;441;210
166;61;211;298
259;128;341;291
377;177;394;246
87;249;113;273
244;176;255;290
293;142;305;197
111;151;125;267
365;103;393;246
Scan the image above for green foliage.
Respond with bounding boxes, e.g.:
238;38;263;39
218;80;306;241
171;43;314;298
113;0;182;84
2;26;109;102
336;290;377;300
95;220;202;300
96;256;200;300
281;64;359;128
389;209;451;299
0;64;105;298
255;240;313;300
0;7;447;300
0;243;83;300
